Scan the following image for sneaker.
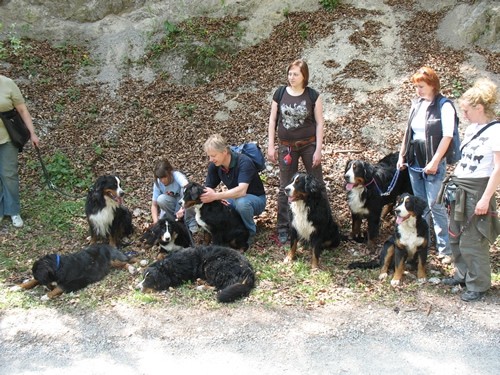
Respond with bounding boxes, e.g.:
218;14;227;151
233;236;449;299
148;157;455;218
441;277;465;287
461;290;484;302
441;255;453;264
11;215;23;228
278;231;289;245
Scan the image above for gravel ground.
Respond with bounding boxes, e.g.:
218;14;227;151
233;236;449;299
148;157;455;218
1;299;499;375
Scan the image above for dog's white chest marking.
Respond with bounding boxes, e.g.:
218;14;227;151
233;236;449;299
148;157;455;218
89;197;118;236
397;217;424;256
194;204;211;233
348;187;369;215
290;201;315;240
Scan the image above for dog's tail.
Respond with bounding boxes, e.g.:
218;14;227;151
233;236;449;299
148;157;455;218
347;259;380;269
216;274;254;303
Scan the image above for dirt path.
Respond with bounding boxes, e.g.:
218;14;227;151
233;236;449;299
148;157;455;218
1;299;499;375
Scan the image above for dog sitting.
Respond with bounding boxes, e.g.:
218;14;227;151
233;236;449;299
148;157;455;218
344;152;412;248
85;175;134;248
348;194;429;287
136;245;255;303
284;173;341;269
140;215;192;259
180;182;249;252
11;244;133;300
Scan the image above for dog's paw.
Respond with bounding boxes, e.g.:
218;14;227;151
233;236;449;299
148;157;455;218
9;285;22;292
390;279;401;287
283;255;292;264
40;294;50;301
127;265;137;275
378;272;388;281
417;278;427;284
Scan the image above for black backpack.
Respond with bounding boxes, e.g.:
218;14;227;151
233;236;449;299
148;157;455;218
273;85;319;130
439;97;461;165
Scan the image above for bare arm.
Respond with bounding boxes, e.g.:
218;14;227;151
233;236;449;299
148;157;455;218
313;95;324;167
475;151;500;215
201;183;249;203
15;103;39;147
267;100;278;163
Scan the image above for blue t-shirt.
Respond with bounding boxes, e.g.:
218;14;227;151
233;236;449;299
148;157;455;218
152;170;188;201
205;151;265;196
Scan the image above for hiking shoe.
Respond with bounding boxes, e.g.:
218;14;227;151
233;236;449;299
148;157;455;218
441;277;465;287
11;215;23;228
461;290;484;302
440;255;453;264
278;231;289;245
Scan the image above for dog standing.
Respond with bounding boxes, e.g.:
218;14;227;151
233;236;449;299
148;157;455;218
137;245;255;303
11;244;133;299
85;175;134;248
180;182;249;252
284;173;341;269
344;152;412;248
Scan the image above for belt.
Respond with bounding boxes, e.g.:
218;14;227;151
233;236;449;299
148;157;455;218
279;135;316;149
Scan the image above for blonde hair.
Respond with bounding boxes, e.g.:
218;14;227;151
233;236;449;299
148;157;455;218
460;78;498;119
203;134;229;153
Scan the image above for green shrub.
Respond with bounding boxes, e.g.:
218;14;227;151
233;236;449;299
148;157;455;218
319;0;340;11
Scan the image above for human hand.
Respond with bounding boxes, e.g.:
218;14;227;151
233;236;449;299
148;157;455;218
267;146;277;164
31;134;40;147
201;187;216;203
397;155;406;170
176;207;185;219
475;198;489;216
312;149;322;167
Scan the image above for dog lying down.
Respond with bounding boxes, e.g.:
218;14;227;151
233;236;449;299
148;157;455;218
11;244;136;300
136;245;255;303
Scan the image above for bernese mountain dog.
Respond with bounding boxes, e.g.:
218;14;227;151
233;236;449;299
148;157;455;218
85;175;134;248
11;244;133;300
284;173;341;269
179;182;249;252
140;215;192;259
344;152;412;248
136;245;255;303
348;193;429;287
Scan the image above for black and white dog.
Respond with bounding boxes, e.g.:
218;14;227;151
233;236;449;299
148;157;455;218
344;152;412;248
11;244;133;300
136;245;255;303
284;173;341;269
180;182;249;252
85;175;134;248
349;194;429;287
141;215;192;258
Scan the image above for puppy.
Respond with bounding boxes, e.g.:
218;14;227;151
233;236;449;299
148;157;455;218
136;245;255;303
141;215;192;258
180;182;249;252
85;175;134;247
284;173;341;269
11;244;133;300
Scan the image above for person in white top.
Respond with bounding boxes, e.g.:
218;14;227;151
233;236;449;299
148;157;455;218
442;78;500;302
397;67;457;264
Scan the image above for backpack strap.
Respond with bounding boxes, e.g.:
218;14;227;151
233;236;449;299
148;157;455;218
461;120;500;152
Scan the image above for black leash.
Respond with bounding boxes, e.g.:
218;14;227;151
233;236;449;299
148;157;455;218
34;145;86;199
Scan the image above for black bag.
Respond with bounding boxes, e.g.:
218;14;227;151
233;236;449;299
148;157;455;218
443;182;457;209
0;108;31;151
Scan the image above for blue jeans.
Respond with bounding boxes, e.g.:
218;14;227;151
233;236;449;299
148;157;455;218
228;194;266;235
408;160;451;256
157;193;197;231
0;141;21;217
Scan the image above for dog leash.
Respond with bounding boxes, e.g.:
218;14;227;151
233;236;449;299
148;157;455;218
34;145;86;199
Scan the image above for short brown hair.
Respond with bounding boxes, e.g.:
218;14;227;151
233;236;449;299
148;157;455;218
287;59;309;88
410;66;440;95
